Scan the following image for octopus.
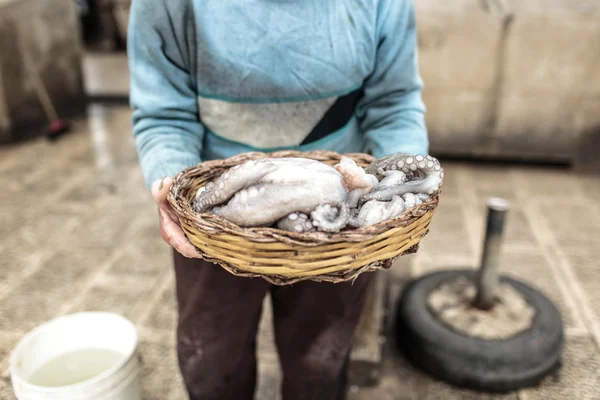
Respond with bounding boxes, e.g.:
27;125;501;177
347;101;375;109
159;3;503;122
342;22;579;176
362;154;444;202
348;193;431;228
192;157;368;232
191;154;444;233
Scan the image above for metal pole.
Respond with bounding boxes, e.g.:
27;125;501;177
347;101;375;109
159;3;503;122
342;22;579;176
473;197;510;310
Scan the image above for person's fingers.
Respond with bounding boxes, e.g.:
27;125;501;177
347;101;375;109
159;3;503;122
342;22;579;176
173;237;200;258
151;177;174;205
152;177;199;258
162;203;180;222
158;208;200;258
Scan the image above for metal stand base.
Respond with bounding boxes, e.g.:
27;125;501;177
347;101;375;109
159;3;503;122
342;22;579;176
394;269;564;393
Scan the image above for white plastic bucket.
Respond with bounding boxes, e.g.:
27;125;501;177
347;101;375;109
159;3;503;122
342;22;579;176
9;312;142;400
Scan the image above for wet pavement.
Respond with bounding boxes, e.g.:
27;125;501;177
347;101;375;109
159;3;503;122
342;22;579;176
0;101;599;399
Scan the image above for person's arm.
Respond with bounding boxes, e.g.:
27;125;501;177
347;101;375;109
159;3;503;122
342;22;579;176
128;0;204;190
356;0;429;158
128;0;203;258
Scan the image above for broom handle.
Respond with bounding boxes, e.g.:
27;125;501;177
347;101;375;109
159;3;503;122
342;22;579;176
20;46;60;122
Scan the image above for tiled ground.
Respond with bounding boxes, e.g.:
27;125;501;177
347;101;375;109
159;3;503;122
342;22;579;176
0;104;599;400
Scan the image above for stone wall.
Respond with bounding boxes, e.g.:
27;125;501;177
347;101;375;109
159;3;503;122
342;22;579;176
417;0;600;163
0;0;85;144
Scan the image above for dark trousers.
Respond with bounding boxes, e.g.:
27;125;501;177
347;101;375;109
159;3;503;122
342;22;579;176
173;251;374;400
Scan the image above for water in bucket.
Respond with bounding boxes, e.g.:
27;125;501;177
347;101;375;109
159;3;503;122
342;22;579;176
28;348;125;387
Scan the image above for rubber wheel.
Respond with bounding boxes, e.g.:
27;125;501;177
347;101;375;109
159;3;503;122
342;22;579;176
394;269;564;393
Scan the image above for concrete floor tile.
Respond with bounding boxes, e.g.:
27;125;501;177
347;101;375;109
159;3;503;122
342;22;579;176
70;284;149;320
517;168;587;200
473;187;519;203
125;213;174;264
562;249;600;328
0;238;44;284
108;248;168;280
418;201;474;257
142;285;177;332
0;251;97;333
454;202;539;249
57;179;119;206
538;201;599;250
0;377;16;400
416;253;476;276
466;166;519;193
0;334;20;369
19;208;86;250
520;336;600;400
578;175;600;201
64;204;137;254
502;207;538;247
256;359;282;400
137;341;187;400
348;343;518;400
498;250;585;330
257;296;278;359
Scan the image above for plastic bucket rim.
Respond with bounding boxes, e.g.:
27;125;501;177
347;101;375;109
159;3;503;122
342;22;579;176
9;311;138;394
12;351;140;398
14;355;142;400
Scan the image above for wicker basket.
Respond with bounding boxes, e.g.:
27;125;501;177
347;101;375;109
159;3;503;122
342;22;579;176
167;150;440;285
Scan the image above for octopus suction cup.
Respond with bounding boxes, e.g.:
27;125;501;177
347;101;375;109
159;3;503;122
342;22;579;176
393;198;565;393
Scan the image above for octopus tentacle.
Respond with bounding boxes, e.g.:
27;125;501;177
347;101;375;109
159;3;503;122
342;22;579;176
334;157;379;192
346;187;372;208
276;213;315;233
310;202;350;233
361;154;444;202
364;153;413;179
192;160;278;213
349;196;408;227
402;192;419;209
378;170;407;188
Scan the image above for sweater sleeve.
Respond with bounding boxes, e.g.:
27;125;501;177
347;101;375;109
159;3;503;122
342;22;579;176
356;0;429;158
127;0;204;190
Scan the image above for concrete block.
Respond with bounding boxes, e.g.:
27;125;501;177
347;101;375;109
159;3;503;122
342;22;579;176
484;0;600;161
492;93;579;160
416;0;506;91
0;0;85;143
424;89;494;155
573;97;600;173
503;0;600;96
0;71;8;138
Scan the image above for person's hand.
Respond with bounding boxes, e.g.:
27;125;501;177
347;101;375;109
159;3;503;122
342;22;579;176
151;177;201;258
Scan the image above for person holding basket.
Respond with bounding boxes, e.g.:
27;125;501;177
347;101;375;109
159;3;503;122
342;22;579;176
128;0;428;398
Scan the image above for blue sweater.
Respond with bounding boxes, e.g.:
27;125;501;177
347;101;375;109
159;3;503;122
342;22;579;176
128;0;428;189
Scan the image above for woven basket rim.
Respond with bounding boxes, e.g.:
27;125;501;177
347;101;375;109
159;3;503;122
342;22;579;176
167;150;440;246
